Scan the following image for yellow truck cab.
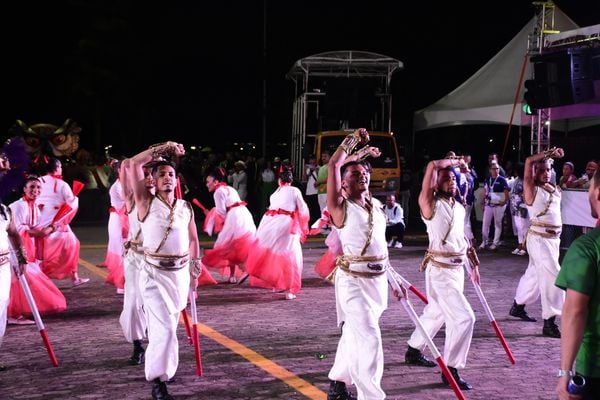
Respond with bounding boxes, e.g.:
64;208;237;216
314;130;401;200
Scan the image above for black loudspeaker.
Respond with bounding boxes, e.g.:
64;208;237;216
529;48;596;108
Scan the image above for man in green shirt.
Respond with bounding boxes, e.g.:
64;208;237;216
555;168;600;399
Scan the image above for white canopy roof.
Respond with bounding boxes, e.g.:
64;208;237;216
413;7;600;133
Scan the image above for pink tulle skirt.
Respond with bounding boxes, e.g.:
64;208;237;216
105;251;125;289
202;233;254;277
39;230;80;280
9;262;66;317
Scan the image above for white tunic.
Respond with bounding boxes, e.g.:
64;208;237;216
37;175;78;227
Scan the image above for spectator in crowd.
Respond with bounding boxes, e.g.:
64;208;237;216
558;161;578;189
555;167;600;400
258;160;277;214
459;155;477;246
383;194;405;249
509;148;565;339
479;161;510;250
399;156;413;226
573;160;599;189
316;149;331;234
303;154;320;224
509;162;529;256
485;153;506;178
230;160;248;201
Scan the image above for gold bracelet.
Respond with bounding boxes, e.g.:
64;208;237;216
338;134;360;154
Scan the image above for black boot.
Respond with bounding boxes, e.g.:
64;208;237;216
405;346;436;367
327;380;356;400
509;300;536;322
543;316;561;338
442;366;473;390
128;340;145;365
151;378;174;400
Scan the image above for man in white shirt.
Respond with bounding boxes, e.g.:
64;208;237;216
383;194;405;248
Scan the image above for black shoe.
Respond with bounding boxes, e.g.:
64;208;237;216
509;300;537;322
405;346;436;367
152;379;174;400
442;366;473;390
327;380;356;400
128;341;145;365
543;316;561;338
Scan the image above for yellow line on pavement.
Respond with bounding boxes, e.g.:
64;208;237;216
196;322;326;400
78;256;325;399
79;257;108;278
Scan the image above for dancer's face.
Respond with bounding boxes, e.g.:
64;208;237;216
23;179;41;200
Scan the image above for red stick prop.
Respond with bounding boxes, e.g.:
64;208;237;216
387;269;466;400
392;269;428;304
17;271;59;366
181;309;193;345
188;290;203;376
192;198;208;213
176;176;203;375
464;262;516;364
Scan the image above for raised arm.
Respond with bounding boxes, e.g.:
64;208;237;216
326;128;369;225
128;142;185;217
418;157;464;219
523;147;564;204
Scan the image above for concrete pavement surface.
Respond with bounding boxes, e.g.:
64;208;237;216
0;223;564;399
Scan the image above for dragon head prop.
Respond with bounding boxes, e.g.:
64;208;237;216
9;119;81;160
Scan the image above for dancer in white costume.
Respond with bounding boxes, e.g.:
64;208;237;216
8;176;66;322
325;128;403;400
103;174;128;293
509;147;565;339
245;162;309;299
119;160;154;366
0;154;28;371
405;155;478;391
37;157;88;285
129;142;202;400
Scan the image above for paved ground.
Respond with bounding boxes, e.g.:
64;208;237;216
0;223;565;400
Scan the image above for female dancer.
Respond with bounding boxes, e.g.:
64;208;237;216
245;163;309;299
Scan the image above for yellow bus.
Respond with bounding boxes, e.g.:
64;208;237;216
314;130;401;200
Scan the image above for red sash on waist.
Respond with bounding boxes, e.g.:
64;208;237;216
226;201;247;212
265;208;294;217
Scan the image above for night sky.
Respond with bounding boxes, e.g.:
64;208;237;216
1;1;597;159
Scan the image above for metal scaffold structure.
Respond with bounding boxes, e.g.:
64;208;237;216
286;51;403;179
527;1;560;155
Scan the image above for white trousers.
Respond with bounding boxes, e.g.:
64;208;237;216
481;204;507;246
119;251;147;343
515;234;565;319
141;262;190;382
0;262;10;347
512;216;530;245
329;271;388;400
463;204;474;241
407;264;475;369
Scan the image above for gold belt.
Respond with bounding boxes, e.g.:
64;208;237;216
144;251;189;271
335;254;387;278
420;249;464;272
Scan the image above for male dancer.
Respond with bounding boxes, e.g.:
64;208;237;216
129;142;202;400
